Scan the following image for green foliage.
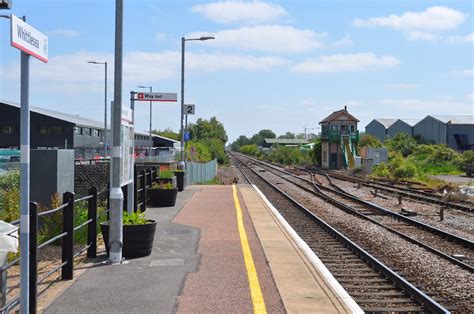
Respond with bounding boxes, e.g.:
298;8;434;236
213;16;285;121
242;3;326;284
384;133;417;157
187;140;213;163
278;132;296;139
152;182;174;189
239;144;258;156
372;163;391;178
268;145;303;167
189;117;228;143
123;211;148;225
0;171;20;222
152;128;180;141
460;150;474;174
425;145;461;164
310;140;322;165
204;138;228;165
197;177;221;185
359;134;383;148
231;135;251;151
159;169;174;179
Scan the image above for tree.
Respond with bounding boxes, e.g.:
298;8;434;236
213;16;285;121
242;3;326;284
188;117;228;143
250;129;276;146
231;135;251;151
384;133;417;157
278;132;296;139
359;134;383;148
310;140;322;165
152;128;180;141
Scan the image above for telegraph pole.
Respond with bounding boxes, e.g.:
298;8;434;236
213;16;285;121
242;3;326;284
109;0;124;264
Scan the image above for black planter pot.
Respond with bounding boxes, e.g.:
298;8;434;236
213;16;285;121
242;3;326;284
174;171;186;191
148;188;178;207
100;220;157;258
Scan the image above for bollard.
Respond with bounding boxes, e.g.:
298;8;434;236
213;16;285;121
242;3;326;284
29;202;38;314
62;192;75;280
440;207;445;221
87;187;98;258
140;170;146;212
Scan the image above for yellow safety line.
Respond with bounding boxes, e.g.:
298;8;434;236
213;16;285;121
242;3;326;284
232;185;267;314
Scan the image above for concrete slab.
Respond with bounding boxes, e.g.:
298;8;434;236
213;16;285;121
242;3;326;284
45;188;202;314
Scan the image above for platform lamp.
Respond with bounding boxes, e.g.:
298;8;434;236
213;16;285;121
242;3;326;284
137;85;154;157
87;61;108;155
180;36;215;168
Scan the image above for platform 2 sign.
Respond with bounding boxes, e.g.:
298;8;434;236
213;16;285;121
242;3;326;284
184;104;195;115
10;14;48;63
135;92;177;102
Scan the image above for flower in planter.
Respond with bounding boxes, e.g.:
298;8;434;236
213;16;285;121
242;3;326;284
123;211;149;225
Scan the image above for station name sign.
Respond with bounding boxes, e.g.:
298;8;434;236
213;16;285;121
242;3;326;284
135;92;177;102
10;15;48;63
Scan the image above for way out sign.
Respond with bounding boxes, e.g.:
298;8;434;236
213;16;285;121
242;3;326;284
135;92;177;102
10;15;48;63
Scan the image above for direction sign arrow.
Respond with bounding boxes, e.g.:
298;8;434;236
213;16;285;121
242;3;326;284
135;92;177;102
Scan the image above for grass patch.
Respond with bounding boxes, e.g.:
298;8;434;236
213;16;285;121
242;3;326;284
197;177;221;185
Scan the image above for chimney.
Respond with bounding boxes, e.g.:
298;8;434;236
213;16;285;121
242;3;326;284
344;105;347;111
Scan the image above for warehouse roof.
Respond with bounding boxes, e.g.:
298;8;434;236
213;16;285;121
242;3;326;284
371;118;397;128
397;119;421;127
0;100;106;129
428;115;474;125
264;138;309;144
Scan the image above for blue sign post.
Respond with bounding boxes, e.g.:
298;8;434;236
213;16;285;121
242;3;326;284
184;132;191;142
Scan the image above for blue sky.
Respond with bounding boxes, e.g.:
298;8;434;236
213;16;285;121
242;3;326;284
0;0;473;142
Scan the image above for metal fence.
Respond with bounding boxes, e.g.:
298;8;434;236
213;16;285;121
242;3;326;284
186;159;218;185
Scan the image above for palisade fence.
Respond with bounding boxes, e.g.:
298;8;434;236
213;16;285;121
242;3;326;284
186;159;218;185
0;166;160;313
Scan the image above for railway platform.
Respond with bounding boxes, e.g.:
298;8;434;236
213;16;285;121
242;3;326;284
44;185;360;313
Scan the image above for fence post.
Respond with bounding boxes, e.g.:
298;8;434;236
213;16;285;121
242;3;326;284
62;192;75;280
106;181;110;221
122;185;128;213
87;187;98;258
140;170;146;212
133;165;138;212
147;168;153;187
29;202;38;314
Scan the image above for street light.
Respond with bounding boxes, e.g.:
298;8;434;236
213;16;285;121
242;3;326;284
138;85;153;157
180;35;215;167
87;61;108;155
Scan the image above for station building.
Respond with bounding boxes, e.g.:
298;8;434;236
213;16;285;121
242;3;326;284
365;114;474;151
319;107;359;169
0;100;178;154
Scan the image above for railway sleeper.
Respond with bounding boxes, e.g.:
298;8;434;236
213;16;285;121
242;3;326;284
361;306;424;313
356;298;419;304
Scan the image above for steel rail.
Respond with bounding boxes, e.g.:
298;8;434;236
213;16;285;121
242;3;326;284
242;155;473;272
232;153;449;314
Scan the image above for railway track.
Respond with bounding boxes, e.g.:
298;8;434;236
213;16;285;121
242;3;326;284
310;169;473;213
232;154;450;313
239;154;473;272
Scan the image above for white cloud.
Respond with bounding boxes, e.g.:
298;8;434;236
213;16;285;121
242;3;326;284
191;1;287;24
155;32;167;41
0;50;288;90
467;93;474;101
406;31;440;42
47;29;80;38
292;53;399;74
353;6;466;31
381;98;472;113
353;6;466;42
451;69;474;77
448;32;474;43
385;83;418;89
187;25;327;53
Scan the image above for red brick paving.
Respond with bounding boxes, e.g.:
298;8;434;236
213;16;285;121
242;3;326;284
174;186;284;313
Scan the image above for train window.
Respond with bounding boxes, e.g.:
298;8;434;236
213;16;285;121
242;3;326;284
74;126;82;135
0;126;16;135
83;128;91;136
92;129;99;137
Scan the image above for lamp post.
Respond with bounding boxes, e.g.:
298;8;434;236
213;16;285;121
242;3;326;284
180;36;214;167
87;61;108;155
138;85;153;157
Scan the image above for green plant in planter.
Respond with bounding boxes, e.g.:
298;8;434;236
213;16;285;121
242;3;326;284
123;211;148;225
152;182;174;189
159;169;174;179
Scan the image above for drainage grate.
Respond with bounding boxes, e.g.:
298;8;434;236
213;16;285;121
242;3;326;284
164;229;191;235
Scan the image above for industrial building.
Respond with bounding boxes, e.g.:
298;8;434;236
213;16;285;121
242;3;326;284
0;100;179;154
365;115;474;151
319;107;359;169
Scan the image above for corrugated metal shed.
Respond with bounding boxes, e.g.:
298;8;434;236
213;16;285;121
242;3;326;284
429;115;474;125
373;118;397;128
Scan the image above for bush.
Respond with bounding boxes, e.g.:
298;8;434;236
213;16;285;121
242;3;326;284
240;144;258;156
372;163;391;178
393;163;417;179
186;140;212;163
425;145;461;164
385;133;417;157
359;134;383;148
